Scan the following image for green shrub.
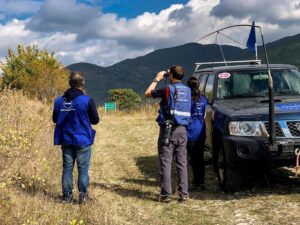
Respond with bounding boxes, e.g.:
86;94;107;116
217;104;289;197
1;44;68;100
109;88;141;110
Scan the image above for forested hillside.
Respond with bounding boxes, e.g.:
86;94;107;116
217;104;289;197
68;34;300;104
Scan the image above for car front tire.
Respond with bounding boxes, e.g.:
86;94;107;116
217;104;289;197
216;143;243;192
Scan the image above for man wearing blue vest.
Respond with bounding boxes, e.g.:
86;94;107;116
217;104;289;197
53;71;99;204
145;65;191;202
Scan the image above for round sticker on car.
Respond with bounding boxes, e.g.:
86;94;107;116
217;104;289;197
218;72;231;79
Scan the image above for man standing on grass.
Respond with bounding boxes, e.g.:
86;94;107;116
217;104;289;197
53;71;99;204
145;65;191;202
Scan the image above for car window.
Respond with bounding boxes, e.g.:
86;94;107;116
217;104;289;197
199;74;208;93
204;74;214;102
277;69;300;93
216;69;300;99
193;73;201;80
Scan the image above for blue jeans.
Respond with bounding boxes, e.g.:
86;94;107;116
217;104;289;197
61;145;91;197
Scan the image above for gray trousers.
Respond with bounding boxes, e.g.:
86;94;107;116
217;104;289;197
158;125;189;198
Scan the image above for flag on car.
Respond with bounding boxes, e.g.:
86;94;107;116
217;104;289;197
247;21;256;53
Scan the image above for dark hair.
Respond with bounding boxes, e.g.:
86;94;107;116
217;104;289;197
187;76;200;99
170;65;184;80
69;71;85;88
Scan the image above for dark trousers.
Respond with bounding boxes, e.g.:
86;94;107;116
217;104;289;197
187;140;205;186
158;126;188;198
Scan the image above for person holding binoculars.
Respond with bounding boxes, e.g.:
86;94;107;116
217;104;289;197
145;65;191;203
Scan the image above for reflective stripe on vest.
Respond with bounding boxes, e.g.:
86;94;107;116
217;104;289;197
170;110;191;117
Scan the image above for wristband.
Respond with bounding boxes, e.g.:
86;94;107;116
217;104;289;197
153;79;159;83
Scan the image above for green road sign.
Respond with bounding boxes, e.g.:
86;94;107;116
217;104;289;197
105;102;117;113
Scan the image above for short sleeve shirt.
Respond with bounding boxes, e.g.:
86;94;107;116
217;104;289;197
151;86;170;101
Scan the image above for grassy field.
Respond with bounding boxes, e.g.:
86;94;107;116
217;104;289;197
0;89;300;225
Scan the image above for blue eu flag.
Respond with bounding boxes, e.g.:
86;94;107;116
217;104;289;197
247;21;256;53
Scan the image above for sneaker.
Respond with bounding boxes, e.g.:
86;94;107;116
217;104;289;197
62;194;73;203
160;196;172;203
79;192;89;204
178;196;189;203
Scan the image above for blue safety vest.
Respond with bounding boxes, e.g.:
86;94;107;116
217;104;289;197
54;95;95;146
187;95;207;141
157;82;191;126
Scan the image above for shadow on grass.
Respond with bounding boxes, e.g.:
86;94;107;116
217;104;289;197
132;155;300;201
122;178;158;187
90;182;158;202
134;155;160;185
15;156;300;203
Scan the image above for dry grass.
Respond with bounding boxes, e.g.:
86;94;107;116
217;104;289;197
0;89;300;225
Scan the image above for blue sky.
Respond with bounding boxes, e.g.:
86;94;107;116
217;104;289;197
100;0;189;18
79;0;189;18
0;0;300;66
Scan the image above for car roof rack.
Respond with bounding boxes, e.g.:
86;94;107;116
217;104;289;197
195;59;261;71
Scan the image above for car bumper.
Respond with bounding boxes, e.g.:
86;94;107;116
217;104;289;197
223;136;299;169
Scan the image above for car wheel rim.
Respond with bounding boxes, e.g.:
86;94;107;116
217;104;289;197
218;150;225;183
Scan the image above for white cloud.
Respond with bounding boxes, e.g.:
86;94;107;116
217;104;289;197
0;0;300;67
211;0;300;26
0;19;34;59
0;19;153;66
0;0;42;17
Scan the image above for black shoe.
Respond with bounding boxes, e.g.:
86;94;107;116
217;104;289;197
160;196;172;203
79;192;89;204
178;196;189;203
62;194;73;203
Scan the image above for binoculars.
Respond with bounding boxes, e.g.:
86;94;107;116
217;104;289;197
162;120;173;146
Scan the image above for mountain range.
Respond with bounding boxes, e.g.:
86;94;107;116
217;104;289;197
67;34;300;105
